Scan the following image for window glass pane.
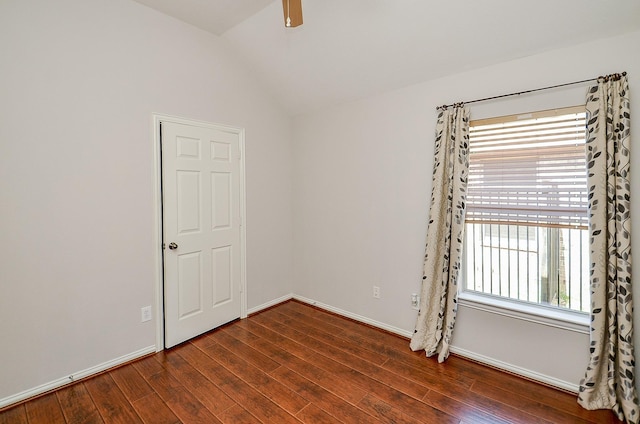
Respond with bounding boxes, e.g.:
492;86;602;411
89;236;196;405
463;106;589;313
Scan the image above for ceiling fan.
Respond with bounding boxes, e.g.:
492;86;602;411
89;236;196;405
282;0;303;27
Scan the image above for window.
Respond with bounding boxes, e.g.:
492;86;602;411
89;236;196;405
462;106;589;314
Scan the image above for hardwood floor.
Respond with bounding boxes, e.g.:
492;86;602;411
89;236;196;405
0;300;623;423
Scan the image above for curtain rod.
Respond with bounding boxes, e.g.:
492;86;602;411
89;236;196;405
436;71;627;111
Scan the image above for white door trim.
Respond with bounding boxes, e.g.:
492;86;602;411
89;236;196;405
151;113;247;351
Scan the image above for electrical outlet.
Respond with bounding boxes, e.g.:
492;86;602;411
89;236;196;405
411;293;420;310
141;306;152;322
373;286;381;299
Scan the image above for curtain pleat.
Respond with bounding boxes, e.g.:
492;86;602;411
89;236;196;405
410;106;469;362
578;74;639;424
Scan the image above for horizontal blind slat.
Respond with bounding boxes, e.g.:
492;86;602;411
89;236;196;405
467;108;588;229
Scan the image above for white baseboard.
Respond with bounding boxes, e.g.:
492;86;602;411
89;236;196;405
292;294;414;338
247;293;294;316
0;345;156;409
245;293;412;339
449;346;579;393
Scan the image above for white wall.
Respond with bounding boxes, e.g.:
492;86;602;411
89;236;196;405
292;30;640;391
0;0;293;402
2;0;639;407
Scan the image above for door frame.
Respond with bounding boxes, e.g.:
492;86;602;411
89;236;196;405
151;113;247;351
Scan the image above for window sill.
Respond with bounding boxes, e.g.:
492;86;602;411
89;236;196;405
457;291;590;334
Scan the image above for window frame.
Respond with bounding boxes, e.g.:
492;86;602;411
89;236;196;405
458;285;589;333
458;106;590;333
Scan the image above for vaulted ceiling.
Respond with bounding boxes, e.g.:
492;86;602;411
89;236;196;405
132;0;640;115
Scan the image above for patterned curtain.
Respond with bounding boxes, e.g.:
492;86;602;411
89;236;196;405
578;73;639;423
410;105;469;362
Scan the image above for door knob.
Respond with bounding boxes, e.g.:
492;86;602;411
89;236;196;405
168;242;178;250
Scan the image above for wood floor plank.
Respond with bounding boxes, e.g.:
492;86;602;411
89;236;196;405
131;392;180;424
178;342;302;423
285;303;406;355
282;301;353;327
422;381;552;424
299;333;431;399
382;355;475;392
254;305;556;424
285;301;468;396
0;404;27;424
205;328;282;373
448;355;615;423
265;329;425;406
357;392;443;424
255;341;460;424
246;308;556;422
271;366;382;424
453;360;620;424
300;332;429;399
341;324;460;373
263;308;389;365
197;340;310;415
296;403;344;423
25;392;66;424
188;325;227;350
421;390;512;424
258;306;440;422
0;300;625;424
277;302;349;337
157;347;237;415
216;403;262;424
251;311;431;400
56;382;104;424
364;346;546;422
280;301;401;350
84;373;143;424
132;354;165;379
143;369;183;402
143;367;223;424
287;301;473;385
470;380;595;424
110;362;154;403
224;323;369;405
164;388;223;424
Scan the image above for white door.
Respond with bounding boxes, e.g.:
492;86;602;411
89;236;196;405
161;120;243;348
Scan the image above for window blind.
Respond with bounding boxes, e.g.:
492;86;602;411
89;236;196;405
466;106;588;230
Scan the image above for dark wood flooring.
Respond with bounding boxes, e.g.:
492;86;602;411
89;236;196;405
0;300;623;423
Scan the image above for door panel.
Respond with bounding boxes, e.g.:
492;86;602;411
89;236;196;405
177;171;201;233
212;172;231;230
178;251;202;318
162;120;242;348
212;245;232;305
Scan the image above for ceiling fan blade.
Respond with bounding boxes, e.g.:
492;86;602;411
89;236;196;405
282;0;303;27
